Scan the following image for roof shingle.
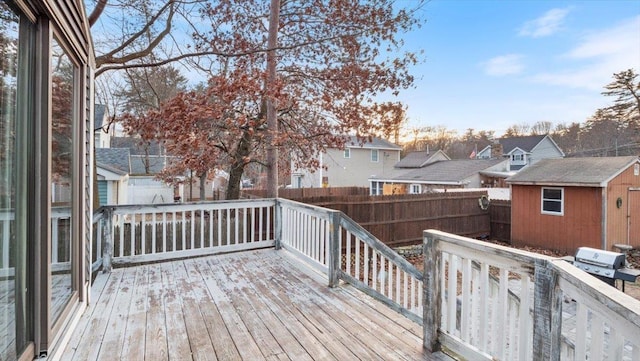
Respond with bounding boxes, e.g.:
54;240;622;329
506;156;639;186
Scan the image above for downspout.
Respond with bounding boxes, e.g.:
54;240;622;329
601;187;607;250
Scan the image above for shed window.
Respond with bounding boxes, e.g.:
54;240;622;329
344;148;350;158
541;187;563;215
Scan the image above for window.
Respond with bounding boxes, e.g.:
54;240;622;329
344;148;350;158
512;153;524;162
0;3;35;358
371;149;379;162
51;35;78;323
542;187;563;215
370;181;383;195
409;184;422;194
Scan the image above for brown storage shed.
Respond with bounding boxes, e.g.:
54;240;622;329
507;156;640;254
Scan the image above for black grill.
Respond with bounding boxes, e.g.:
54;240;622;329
573;247;640;288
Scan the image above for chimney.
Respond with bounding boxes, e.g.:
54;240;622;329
491;142;503;159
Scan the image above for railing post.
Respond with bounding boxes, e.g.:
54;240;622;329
274;199;282;250
328;211;341;288
423;231;442;353
532;258;562;361
102;207;113;273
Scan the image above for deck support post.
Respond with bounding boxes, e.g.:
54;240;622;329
423;230;442;353
328;211;341;287
274;199;282;250
532;258;562;361
102;207;113;273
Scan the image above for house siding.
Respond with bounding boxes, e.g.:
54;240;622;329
511;185;602;253
606;164;640;248
530;136;564;165
324;147;399;187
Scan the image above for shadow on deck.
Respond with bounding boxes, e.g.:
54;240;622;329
62;249;452;360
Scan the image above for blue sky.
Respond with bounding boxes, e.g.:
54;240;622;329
399;0;640;137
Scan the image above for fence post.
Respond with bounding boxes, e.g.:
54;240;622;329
423;230;442;352
328;211;341;288
274;199;282;250
532;258;562;361
102;207;113;273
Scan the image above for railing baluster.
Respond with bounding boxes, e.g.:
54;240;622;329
172;211;176;252
161;212;166;253
201;209;205;247
519;275;531;361
591;316;604;360
461;258;471;342
141;212;146;255
447;253;457;334
52;218;59;262
118;214;124;257
496;268;508;358
209;208;214;247
363;243;369;287
479;262;489;350
151;212;156;254
130;213;135;256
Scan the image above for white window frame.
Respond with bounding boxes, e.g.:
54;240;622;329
344;148;350;158
371;149;379;162
409;184;422;194
541;187;564;215
370;181;383;195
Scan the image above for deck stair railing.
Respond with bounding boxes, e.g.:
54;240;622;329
279;198;423;323
424;229;640;361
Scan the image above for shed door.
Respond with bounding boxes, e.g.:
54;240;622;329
629;189;640;247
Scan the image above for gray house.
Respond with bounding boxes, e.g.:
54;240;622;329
291;136;402;189
477;134;564;170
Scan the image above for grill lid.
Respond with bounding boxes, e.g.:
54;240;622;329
574;247;625;269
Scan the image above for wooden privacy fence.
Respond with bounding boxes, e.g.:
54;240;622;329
489;199;511;241
279;191;492;247
243;186;369;199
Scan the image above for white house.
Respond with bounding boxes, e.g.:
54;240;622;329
476;134;564;171
291;136;402;188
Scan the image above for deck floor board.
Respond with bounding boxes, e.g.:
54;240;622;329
61;249;452;360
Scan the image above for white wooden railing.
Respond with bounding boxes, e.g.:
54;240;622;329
279;198;423;323
1;207;72;276
424;229;640;361
98;199;275;269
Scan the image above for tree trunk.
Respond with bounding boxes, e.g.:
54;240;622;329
199;172;206;200
225;129;252;200
265;0;280;198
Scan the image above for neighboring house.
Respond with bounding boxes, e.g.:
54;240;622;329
507;156;640;253
477;134;564;170
291;136;402;188
1;1;95;359
394;150;450;168
111;136;164;156
369;158;510;195
96;148;131;206
94;104;111;148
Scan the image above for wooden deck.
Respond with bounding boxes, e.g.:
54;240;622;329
61;249;451;360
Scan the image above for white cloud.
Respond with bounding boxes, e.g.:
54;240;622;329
530;15;640;90
519;8;571;38
482;54;525;76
